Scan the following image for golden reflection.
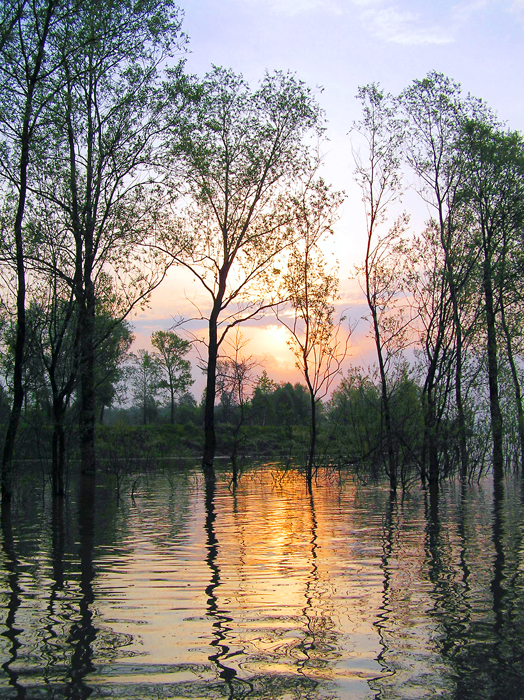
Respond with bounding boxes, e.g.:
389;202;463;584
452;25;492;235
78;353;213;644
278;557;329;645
3;468;523;698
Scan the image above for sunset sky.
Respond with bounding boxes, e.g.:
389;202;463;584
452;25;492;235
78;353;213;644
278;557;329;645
131;0;524;396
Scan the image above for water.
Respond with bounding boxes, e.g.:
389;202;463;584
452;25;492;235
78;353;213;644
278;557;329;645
1;465;524;699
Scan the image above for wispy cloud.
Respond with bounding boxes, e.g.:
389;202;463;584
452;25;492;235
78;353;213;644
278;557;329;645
360;6;453;44
243;0;506;44
245;0;344;17
354;0;494;45
508;0;524;24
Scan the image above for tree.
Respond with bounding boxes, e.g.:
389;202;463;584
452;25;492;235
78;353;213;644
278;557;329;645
162;66;323;480
251;370;277;426
26;0;185;474
129;350;163;426
458;120;524;481
215;330;259;481
277;177;348;485
151;330;193;424
352;83;407;492
399;72;479;481
0;0;64;500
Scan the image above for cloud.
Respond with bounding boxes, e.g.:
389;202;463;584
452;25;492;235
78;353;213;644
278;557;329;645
361;6;453;44
353;0;494;45
244;0;344;17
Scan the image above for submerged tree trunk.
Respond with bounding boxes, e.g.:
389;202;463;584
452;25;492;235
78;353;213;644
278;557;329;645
499;265;524;473
370;307;396;493
306;385;317;489
78;286;97;475
483;248;504;481
52;419;66;497
203;305;220;483
203;273;228;482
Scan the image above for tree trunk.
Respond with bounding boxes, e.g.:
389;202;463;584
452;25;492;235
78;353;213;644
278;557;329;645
371;308;396;492
203;308;219;483
440;219;469;481
499;268;524;473
307;389;316;489
52;420;66;497
425;389;439;489
483;250;504;481
78;287;97;474
1;0;56;503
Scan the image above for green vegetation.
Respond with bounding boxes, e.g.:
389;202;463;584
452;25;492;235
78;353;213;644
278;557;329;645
1;4;523;498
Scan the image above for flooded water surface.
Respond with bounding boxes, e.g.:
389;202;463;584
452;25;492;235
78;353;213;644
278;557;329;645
1;465;524;699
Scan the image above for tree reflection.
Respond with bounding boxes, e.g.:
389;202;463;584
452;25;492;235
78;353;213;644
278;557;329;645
297;489;320;671
373;488;396;687
67;474;97;698
0;501;25;698
40;496;66;686
204;478;252;699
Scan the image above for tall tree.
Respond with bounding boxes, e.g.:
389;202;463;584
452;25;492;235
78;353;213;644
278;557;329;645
352;84;406;492
0;0;64;500
162;67;322;480
277;178;347;485
28;0;185;473
458;120;524;481
400;72;479;480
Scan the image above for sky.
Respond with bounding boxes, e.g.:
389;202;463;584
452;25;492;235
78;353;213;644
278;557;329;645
130;0;524;397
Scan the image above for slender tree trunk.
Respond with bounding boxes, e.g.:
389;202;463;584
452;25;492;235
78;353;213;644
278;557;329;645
502;323;524;472
52;417;66;497
483;247;504;481
446;276;468;479
203;305;220;482
370;307;396;492
1;0;56;500
306;388;316;488
439;213;468;480
170;387;175;425
425;388;439;488
78;285;97;474
498;262;524;472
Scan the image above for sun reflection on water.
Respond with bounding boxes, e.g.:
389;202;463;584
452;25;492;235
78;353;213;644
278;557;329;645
1;466;524;698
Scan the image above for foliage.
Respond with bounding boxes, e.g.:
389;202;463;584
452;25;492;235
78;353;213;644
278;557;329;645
161;65;324;471
151;330;193;424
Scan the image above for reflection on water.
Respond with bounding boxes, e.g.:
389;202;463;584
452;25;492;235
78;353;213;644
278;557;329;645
1;465;524;698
